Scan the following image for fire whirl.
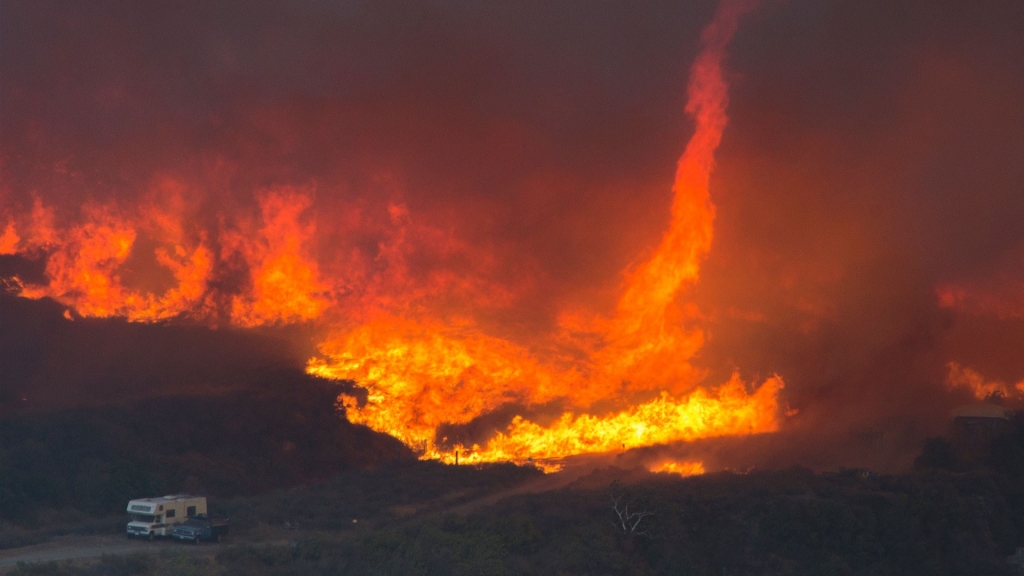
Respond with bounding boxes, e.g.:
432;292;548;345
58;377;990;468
310;0;782;469
1;0;783;472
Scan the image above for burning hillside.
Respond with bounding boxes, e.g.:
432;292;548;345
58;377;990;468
2;0;778;470
3;0;1024;473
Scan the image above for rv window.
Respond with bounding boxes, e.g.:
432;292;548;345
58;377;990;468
166;509;176;518
187;506;196;517
133;514;156;523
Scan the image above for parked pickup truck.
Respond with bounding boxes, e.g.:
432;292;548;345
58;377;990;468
169;515;229;543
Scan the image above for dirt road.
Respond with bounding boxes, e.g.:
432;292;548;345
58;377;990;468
0;534;219;571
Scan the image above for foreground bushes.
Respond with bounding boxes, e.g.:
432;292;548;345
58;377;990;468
212;466;1024;575
7;463;1024;575
8;553;218;576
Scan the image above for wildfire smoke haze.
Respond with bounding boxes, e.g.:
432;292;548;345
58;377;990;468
4;0;1024;474
3;0;778;469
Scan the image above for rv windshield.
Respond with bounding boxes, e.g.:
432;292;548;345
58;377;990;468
132;514;156;523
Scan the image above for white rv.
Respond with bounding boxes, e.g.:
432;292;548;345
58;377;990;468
126;494;207;539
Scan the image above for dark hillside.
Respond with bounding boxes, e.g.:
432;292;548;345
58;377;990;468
0;289;310;414
0;373;408;526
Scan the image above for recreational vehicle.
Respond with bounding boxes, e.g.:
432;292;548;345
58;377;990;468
126;494;207;539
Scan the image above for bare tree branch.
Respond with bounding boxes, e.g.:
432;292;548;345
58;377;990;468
609;481;656;538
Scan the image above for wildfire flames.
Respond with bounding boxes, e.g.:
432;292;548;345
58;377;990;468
946;362;1024;402
1;0;785;473
649;460;707;477
312;0;783;469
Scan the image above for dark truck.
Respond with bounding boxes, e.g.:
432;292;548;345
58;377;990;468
169;515;229;543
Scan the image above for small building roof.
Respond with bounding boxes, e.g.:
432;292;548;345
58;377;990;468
952;402;1011;420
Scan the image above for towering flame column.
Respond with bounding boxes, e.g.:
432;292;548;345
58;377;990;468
595;0;761;395
311;0;782;469
1;1;780;469
618;0;754;328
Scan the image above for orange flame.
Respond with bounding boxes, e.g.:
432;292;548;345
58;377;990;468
310;0;779;466
946;362;1024;400
18;198;214;322
225;189;331;327
650;460;706;477
426;375;781;467
307;313;569;448
6;183;328;325
0;220;19;254
3;0;780;468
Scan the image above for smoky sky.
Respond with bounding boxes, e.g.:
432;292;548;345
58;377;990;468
4;0;1024;469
